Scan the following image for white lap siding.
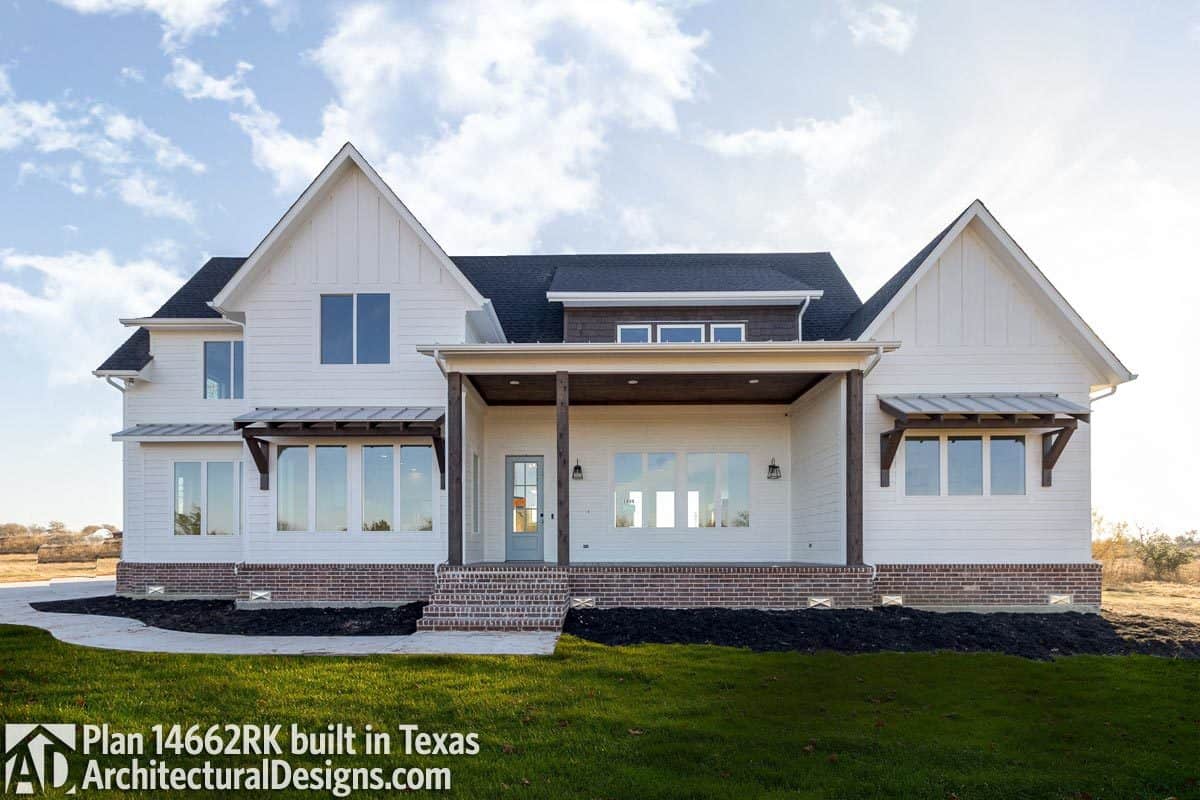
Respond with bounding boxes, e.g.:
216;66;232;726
789;375;846;563
125;442;244;563
862;226;1103;564
480;405;793;564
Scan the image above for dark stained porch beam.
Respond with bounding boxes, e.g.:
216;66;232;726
447;372;464;566
556;371;571;566
845;369;864;566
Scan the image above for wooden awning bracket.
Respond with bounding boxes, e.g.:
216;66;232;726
1041;426;1075;487
242;431;270;490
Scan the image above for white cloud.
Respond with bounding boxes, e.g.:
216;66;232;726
48;0;233;50
17;160;89;195
0;71;203;221
702;97;896;183
114;171;196;222
843;2;917;53
118;66;145;84
0;248;182;384
0;66;12;98
166;0;707;251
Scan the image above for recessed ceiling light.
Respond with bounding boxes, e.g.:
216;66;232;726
748;378;760;384
509;380;520;385
627;379;639;385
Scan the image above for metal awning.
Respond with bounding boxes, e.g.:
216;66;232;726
878;393;1090;421
234;406;444;428
234;407;446;491
877;393;1091;489
112;423;240;441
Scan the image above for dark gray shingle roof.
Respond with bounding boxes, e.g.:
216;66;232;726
95;257;247;372
838;206;969;340
547;263;814;293
454;253;861;342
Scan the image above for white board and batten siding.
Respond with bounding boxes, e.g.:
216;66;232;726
121;160;473;562
863;223;1105;565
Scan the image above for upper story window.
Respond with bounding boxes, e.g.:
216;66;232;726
615;322;748;343
657;324;705;343
320;293;390;364
711;323;745;342
617;324;651;343
204;341;243;399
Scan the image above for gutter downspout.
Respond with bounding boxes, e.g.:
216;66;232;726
1090;385;1118;403
104;377;127;393
862;344;885;377
796;297;812;339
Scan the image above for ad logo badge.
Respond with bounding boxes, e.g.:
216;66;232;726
3;724;76;795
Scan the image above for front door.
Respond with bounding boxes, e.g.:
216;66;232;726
505;455;544;562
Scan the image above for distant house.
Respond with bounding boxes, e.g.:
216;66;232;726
95;143;1134;629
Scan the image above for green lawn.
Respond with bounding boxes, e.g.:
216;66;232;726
1;625;1197;799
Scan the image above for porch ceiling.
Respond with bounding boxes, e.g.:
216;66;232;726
470;372;826;405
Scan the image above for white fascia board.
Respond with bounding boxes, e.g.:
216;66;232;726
92;369;143;378
119;317;241;330
546;290;825;307
209;143;503;341
418;341;900;356
466;300;508;343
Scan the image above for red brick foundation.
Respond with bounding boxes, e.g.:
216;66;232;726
567;565;875;609
236;563;435;602
116;562;238;596
114;561;1101;610
874;563;1102;608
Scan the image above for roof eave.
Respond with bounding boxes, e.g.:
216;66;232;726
546;290;825;307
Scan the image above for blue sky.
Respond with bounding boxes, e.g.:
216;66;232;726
0;0;1197;532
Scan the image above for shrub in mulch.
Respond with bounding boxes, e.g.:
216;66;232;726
564;606;1200;660
32;595;426;636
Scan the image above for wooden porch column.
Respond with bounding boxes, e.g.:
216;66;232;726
446;371;464;566
556;371;570;566
845;369;864;565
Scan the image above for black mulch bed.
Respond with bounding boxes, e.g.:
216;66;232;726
564;607;1200;660
31;595;426;636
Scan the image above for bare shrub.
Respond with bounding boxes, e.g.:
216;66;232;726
0;535;46;555
36;539;120;563
1131;529;1195;581
1092;512;1142;584
0;523;30;538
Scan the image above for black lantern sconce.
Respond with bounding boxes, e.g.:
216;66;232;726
766;458;782;480
572;459;584;480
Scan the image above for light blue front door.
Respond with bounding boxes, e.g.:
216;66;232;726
505;456;544;562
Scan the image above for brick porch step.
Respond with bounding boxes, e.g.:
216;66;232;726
416;566;570;632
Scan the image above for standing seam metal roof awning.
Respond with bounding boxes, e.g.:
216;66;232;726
878;393;1090;419
233;406;444;427
113;423;240;440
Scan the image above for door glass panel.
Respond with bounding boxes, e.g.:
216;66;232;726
511;460;538;533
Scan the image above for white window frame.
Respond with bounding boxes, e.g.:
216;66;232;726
202;340;244;399
617;324;652;343
709;323;746;342
899;433;1029;500
656;323;706;343
272;441;438;534
317;292;391;366
171;459;242;536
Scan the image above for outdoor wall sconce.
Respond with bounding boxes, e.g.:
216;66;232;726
572;459;584;480
766;458;782;480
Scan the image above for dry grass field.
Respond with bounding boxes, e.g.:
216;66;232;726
0;552;118;583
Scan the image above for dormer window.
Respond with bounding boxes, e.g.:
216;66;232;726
657;324;705;343
711;323;745;342
617;324;651;343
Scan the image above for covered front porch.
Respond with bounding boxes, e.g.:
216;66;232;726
421;341;898;568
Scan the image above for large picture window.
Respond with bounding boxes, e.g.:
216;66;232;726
276;446;309;531
175;460;240;536
613;453;676;528
320;293;390;364
399;446;434;531
362;446;394;531
687;453;750;528
203;341;243;399
315;446;348;532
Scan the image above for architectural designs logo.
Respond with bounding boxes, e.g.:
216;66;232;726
3;724;76;795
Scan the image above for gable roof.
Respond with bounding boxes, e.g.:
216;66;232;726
837;208;967;340
840;199;1135;386
209;143;493;319
94;256;246;373
454;253;861;342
